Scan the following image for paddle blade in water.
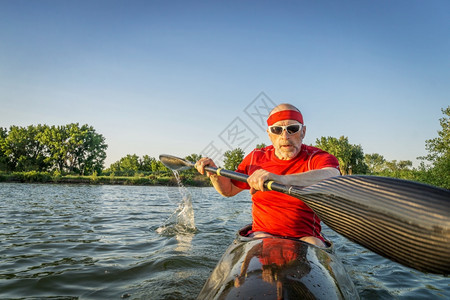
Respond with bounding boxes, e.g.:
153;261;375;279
159;154;194;171
291;176;450;275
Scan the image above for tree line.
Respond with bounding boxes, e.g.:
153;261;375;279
1;107;447;189
104;154;169;176
103;153;203;177
0;123;107;175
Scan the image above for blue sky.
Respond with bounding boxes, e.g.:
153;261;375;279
1;0;449;167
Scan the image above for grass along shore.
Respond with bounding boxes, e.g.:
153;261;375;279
0;171;211;187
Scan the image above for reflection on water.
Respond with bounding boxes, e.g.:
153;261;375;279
175;233;194;253
235;238;311;299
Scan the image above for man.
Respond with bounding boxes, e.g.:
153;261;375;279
195;103;340;247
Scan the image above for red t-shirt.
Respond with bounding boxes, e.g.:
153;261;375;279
231;144;339;238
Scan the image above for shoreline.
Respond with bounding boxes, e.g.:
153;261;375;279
0;173;212;187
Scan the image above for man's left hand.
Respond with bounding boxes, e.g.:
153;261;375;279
247;169;280;194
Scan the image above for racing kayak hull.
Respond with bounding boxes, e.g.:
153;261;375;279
197;225;358;299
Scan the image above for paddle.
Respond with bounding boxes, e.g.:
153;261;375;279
159;154;450;275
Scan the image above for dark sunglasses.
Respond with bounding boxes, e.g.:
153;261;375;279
268;124;303;135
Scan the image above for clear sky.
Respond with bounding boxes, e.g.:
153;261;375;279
1;0;449;167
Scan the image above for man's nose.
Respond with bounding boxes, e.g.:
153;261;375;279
280;129;290;138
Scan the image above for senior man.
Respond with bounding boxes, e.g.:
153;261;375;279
195;103;340;247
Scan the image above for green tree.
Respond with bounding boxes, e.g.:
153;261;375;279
0;127;8;171
36;123;107;174
182;154;202;175
223;148;245;170
64;123;85;173
78;125;107;175
38;125;70;172
63;123;107;175
0;123;106;174
256;143;267;149
315;136;368;175
418;106;450;189
379;159;414;179
151;159;169;174
116;154;141;176
185;153;202;163
140;155;155;172
365;153;386;174
27;124;49;171
2;125;48;171
2;126;29;171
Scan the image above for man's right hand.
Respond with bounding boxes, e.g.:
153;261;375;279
194;157;217;178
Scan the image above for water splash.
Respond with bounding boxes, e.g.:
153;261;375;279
156;170;197;236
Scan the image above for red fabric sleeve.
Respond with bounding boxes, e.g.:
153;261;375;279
230;153;252;190
309;151;340;172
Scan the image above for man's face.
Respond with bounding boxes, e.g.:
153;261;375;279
268;120;305;160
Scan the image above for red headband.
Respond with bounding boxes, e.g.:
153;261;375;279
267;110;304;126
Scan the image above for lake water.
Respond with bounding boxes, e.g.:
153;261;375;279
0;182;448;299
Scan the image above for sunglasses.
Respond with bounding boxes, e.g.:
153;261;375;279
268;124;303;135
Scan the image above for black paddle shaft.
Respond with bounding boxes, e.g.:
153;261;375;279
204;165;291;192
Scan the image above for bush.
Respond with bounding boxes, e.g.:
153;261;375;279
12;171;52;183
52;170;62;182
156;176;174;185
126;177;152;185
0;172;7;182
90;171;98;183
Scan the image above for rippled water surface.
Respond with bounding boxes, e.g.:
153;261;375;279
0;182;448;299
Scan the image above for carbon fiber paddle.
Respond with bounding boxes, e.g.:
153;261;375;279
159;154;450;275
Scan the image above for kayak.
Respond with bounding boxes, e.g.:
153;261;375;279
197;225;359;299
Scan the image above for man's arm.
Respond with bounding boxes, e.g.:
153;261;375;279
278;167;340;187
247;167;340;194
209;174;243;197
195;157;243;197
